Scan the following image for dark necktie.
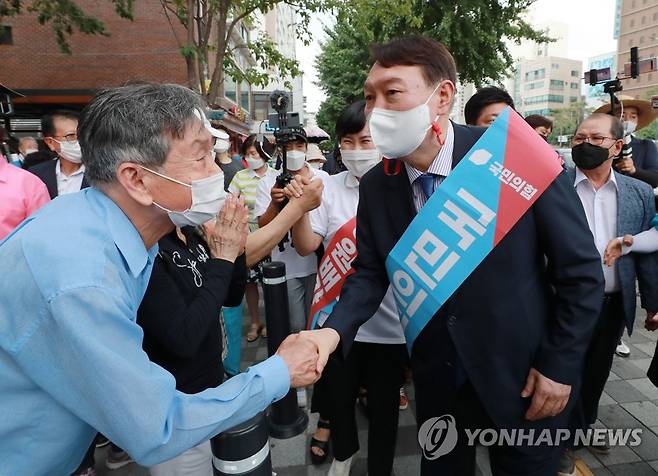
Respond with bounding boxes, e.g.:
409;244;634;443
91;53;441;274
417;173;436;200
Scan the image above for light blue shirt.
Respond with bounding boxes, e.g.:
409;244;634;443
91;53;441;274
0;187;290;475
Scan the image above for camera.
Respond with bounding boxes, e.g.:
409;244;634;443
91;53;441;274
268;90;305;191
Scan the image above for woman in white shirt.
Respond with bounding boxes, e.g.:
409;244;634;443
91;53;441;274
288;101;407;476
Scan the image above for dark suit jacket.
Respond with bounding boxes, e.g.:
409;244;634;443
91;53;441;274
29;159;89;199
324;123;605;430
569;168;658;332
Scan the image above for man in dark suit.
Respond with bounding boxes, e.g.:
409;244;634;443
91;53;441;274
30;110;88;199
301;36;604;476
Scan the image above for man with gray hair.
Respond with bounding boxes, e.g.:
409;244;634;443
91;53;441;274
0;83;321;475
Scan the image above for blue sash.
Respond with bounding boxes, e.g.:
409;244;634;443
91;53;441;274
385;108;563;352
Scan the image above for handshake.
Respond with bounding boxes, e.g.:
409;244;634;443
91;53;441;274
274;328;341;388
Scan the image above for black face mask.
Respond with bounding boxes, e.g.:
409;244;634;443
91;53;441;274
571;143;612;170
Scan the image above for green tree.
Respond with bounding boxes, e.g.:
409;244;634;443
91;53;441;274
315;0;550;133
547;101;592;146
158;0;336;104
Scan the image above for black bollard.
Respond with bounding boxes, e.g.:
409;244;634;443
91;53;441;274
261;261;309;439
211;411;272;476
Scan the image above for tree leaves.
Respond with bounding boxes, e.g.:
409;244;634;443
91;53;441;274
315;0;551;133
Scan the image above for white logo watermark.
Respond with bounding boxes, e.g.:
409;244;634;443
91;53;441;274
418;415;643;459
417;415;459;460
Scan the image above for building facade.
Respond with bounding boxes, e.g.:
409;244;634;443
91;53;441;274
516;56;583;117
0;1;253;143
616;0;658;99
250;4;304;133
586;52;618;106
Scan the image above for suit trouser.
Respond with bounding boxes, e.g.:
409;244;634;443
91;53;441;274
326;341;407;475
412;326;561;476
579;293;625;426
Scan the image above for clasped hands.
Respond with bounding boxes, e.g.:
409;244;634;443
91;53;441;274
275;328;341;388
281;175;324;212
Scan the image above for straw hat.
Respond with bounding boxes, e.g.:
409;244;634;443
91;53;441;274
594;95;658;130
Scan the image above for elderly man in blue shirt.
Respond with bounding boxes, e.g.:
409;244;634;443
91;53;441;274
0;83;321;475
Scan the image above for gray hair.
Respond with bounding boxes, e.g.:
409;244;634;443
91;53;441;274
579;113;625;141
78;83;206;184
18;136;38;150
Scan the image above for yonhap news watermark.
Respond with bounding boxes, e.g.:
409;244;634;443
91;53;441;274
418;414;643;460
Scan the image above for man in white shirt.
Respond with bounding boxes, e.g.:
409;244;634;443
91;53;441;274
30;110;88;198
255;128;329;334
563;113;658;472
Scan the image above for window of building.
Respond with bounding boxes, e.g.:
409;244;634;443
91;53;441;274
550;79;564;90
571;82;579;89
0;26;12;45
631;19;635;27
641;16;646;24
548;94;564;103
252;93;270;122
224;76;237;103
570;97;579;103
571;70;579;77
240;81;250;113
654;12;657;21
640;36;644;44
552;63;559;70
629;38;634;47
631;0;635;7
524;81;545;91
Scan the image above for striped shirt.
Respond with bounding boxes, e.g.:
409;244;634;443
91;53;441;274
228;166;278;228
405;122;455;212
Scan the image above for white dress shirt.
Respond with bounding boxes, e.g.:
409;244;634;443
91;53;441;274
55;160;85;196
574;167;619;293
405;122;455;212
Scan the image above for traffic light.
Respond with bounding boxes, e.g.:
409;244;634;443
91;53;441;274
630;47;639;79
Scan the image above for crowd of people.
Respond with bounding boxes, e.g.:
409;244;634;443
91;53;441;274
1;34;658;476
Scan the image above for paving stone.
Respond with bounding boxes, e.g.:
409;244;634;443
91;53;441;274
628;378;658;400
622;402;658;428
608;371;621;381
271;431;310;468
599;391;616;406
607;462;658;475
574;447;603;469
649;460;658;473
632;359;654;373
594;444;642;466
626;332;652;344
627;424;658;462
611;358;648;380
597;404;642;430
393;454;421;476
592;467;614;475
604;381;650;404
633;342;657;358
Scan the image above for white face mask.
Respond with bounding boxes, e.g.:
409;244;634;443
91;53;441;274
246;157;265;170
141;166;227;227
623;120;637;135
340;149;381;179
286;150;306;171
368;82;442;159
24;148;38;156
213;139;230;154
55;140;83;164
308;161;325;170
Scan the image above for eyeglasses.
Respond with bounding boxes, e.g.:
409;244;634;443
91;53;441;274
50;133;78;142
572;135;616;146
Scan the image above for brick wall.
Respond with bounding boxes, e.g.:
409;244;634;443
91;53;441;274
0;0;190;91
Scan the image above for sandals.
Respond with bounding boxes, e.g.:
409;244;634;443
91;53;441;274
246;324;267;342
310;419;331;465
246;324;261;342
